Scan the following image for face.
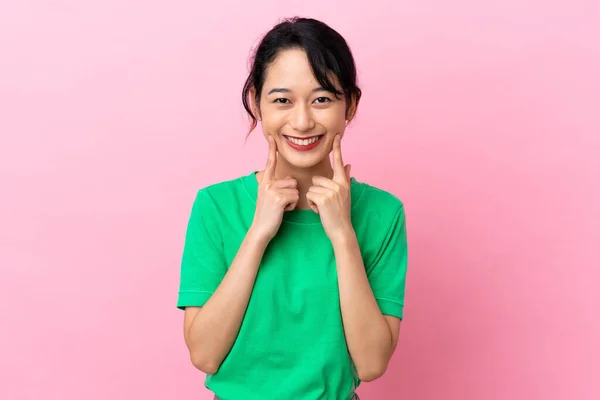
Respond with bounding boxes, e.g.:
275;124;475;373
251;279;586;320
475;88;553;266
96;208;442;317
255;48;354;170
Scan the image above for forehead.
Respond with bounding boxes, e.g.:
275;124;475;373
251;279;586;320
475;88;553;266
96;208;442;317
263;48;320;89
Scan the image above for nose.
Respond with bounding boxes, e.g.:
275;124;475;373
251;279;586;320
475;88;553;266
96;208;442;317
289;104;316;132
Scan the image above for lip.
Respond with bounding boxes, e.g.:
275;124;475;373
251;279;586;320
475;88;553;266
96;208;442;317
283;134;322;139
282;134;324;152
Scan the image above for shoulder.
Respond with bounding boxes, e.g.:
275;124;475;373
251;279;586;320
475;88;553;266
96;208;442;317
185;173;253;226
350;179;407;268
351;178;405;221
192;173;250;205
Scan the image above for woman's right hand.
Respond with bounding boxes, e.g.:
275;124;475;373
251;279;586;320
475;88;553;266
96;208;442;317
250;136;299;243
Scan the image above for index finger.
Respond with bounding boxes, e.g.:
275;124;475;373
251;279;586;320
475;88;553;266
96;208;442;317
332;135;346;182
264;135;277;182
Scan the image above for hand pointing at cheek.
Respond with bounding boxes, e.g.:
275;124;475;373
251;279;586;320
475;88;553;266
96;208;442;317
251;136;299;242
306;134;353;242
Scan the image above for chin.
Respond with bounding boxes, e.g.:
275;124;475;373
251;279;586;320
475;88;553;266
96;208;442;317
279;149;328;170
286;155;326;169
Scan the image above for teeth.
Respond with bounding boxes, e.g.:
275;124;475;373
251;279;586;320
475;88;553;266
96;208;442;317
285;135;321;146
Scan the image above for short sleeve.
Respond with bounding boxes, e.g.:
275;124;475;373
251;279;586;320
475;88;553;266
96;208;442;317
177;189;228;310
366;206;408;319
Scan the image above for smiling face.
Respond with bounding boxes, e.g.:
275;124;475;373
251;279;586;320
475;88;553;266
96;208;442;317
256;48;354;171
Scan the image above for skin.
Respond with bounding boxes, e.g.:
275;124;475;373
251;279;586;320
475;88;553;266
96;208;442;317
183;48;401;382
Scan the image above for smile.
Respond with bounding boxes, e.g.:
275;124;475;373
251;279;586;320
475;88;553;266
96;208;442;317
283;134;324;151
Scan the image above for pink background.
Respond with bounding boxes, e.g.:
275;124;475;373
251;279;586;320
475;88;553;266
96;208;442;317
1;1;598;399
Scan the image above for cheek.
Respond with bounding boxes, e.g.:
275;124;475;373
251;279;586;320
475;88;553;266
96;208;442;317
317;110;346;133
260;108;286;132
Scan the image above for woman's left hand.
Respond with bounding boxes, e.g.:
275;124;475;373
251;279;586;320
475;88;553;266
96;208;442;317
307;135;354;241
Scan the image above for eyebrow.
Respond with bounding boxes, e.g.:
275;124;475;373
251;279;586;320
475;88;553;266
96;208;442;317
266;87;331;95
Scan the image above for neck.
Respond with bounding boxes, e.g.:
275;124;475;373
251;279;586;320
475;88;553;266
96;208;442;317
256;157;334;210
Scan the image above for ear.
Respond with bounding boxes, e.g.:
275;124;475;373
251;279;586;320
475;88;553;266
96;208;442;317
249;87;261;121
345;93;359;123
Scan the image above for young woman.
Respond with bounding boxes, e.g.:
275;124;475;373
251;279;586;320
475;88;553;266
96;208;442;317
177;17;408;400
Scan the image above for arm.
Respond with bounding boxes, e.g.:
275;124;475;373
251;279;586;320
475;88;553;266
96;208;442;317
306;136;404;382
183;228;268;374
332;231;401;382
182;135;299;374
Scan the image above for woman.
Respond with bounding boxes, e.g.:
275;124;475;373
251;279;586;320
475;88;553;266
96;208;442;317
177;17;408;400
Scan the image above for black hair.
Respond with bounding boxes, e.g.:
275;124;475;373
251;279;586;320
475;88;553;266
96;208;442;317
242;17;362;133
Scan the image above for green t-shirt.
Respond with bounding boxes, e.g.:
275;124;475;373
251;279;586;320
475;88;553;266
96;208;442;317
177;171;408;400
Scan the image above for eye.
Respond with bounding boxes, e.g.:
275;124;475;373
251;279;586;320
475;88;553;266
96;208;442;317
314;97;332;104
274;98;290;104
